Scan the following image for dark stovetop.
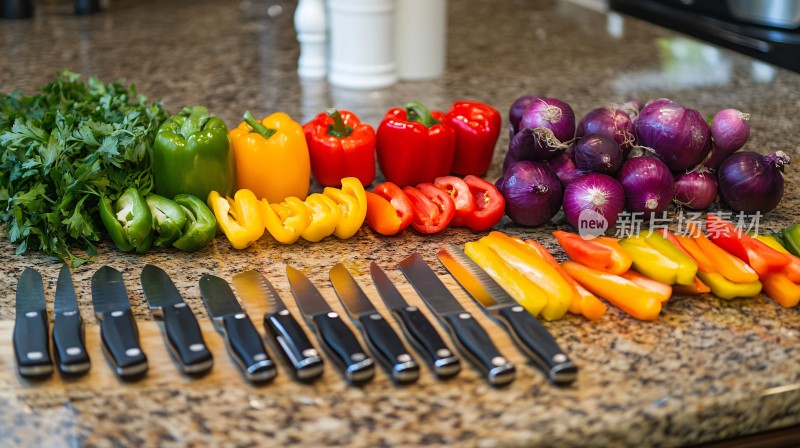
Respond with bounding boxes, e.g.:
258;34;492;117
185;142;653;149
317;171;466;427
611;0;800;73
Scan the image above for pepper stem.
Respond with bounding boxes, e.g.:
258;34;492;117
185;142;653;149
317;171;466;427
326;109;353;138
180;106;211;139
244;111;277;139
405;101;440;128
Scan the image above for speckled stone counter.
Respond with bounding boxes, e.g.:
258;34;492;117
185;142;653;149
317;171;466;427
1;0;799;446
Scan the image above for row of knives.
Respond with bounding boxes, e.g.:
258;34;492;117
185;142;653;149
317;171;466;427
13;245;577;387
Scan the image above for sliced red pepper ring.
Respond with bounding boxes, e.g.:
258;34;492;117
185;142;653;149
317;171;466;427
463;175;505;232
433;176;476;228
372;181;414;232
403;183;455;234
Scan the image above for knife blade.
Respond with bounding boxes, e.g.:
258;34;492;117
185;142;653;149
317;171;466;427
52;264;90;376
198;274;276;383
232;270;324;382
13;268;53;378
141;265;213;376
369;262;461;378
329;263;419;384
438;245;578;385
398;253;515;387
90;266;148;380
286;265;375;384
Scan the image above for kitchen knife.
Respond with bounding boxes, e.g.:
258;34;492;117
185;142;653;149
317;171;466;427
13;268;53;378
91;266;148;380
140;265;213;376
329;263;420;384
438;245;578;385
286;265;375;384
398;253;515;387
370;262;461;379
232;270;324;382
198;274;276;383
53;264;91;376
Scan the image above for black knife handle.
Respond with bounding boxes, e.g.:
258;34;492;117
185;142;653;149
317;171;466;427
311;312;374;384
99;309;148;380
392;306;461;378
497;305;577;385
52;311;90;376
162;303;213;376
13;309;53;378
442;312;515;387
220;313;276;383
265;310;324;381
360;312;420;384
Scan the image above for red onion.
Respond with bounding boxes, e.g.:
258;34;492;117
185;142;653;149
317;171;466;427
547;148;585;187
503;127;536;172
509;94;544;135
501;160;563;226
518;98;575;160
620;100;643;123
617;157;675;214
563;173;625;230
718;151;789;213
635;98;711;171
704;108;751;170
573;134;623;175
674;168;718;210
575;107;636;153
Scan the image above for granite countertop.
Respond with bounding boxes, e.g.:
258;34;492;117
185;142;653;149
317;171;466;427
2;0;800;446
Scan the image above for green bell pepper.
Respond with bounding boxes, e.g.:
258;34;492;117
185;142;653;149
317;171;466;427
782;224;800;256
172;194;217;252
152;106;236;201
99;187;153;253
146;194;188;248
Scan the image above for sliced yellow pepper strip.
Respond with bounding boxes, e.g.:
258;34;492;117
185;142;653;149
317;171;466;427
619;236;681;285
480;231;572;321
208;189;264;249
464;240;548;317
644;232;698;286
323;177;367;239
301;193;341;242
261;196;311;244
696;271;762;300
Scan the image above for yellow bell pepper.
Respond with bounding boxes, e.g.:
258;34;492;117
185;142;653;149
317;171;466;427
323;177;367;239
208;189;264;249
619;234;698;286
464;241;548;317
696;272;762;300
480;231;572;321
301;193;342;242
261;196;311;244
229;111;311;203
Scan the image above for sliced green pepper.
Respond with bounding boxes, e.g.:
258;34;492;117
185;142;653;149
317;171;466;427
146;194;188;248
782;224;800;256
99;187;153;253
172;194;217;252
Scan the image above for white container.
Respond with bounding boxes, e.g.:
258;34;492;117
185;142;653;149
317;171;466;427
295;0;328;80
327;0;398;90
395;0;447;80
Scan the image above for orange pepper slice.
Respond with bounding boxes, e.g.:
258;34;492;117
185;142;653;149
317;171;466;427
762;271;800;308
688;223;759;283
620;270;672;304
553;231;632;275
672;276;711;296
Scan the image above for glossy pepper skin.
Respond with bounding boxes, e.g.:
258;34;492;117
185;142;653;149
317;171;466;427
303;109;376;187
153;106;236;201
443;101;501;176
323;177;368;239
262;196;311;245
208;189;264;250
145;194;187;248
301;193;341;242
99;187;153;253
172;194;217;252
376;101;456;187
230;111;311;203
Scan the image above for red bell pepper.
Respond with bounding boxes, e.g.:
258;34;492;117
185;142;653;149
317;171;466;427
376;101;456;187
553;231;632;275
463;175;505;232
706;213;791;276
303;109;376;187
433;176;476;227
403;183;455;234
443;100;501;176
364;182;413;236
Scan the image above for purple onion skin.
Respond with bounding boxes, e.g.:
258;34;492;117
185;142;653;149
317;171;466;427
547;149;585;187
617;157;675;215
718;151;789;214
502;160;564;227
573;134;623;175
704;108;751;170
635;99;711;171
563;173;625;229
674;170;718;210
518;98;576;160
576;107;636;154
509;94;545;134
503;127;537;172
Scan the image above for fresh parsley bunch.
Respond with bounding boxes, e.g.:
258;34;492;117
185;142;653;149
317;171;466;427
0;71;169;265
